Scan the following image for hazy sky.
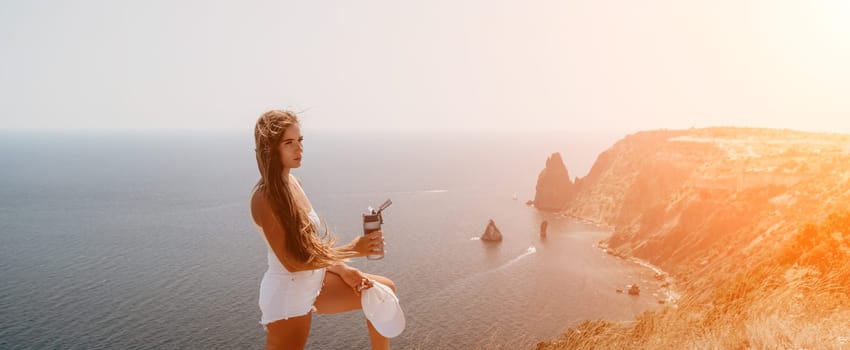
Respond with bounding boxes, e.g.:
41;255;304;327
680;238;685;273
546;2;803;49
1;0;848;132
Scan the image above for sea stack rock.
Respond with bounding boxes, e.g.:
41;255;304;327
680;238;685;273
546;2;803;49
533;152;574;211
540;220;549;238
481;219;503;242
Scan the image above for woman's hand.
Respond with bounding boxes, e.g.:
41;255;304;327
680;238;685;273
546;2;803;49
338;266;373;296
348;230;385;258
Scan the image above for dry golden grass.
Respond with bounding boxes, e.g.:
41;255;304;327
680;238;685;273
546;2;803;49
535;213;850;350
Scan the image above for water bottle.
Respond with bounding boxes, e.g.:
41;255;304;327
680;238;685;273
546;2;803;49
363;199;392;260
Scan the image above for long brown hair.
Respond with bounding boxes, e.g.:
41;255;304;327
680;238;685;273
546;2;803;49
253;110;354;267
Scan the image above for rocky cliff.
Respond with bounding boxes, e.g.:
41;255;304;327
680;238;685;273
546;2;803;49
533;152;574;211
544;127;850;290
481;219;503;242
534;127;850;349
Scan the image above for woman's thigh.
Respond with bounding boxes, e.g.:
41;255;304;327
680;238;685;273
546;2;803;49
265;313;311;350
314;271;360;314
314;272;396;315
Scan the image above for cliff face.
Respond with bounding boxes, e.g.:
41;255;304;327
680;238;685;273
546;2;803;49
567;130;700;225
535;129;850;349
533;152;574;211
559;128;850;288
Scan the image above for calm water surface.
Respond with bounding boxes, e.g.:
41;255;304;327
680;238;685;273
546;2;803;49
0;129;665;349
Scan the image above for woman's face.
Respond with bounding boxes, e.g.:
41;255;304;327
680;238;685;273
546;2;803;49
277;124;304;170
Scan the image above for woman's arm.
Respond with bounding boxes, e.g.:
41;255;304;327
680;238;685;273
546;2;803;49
251;190;329;272
292;174;382;259
333;241;358;257
326;262;349;275
326;262;374;296
327;232;385;295
339;230;385;258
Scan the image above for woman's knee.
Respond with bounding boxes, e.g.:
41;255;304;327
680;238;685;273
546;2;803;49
367;274;396;293
382;277;396;293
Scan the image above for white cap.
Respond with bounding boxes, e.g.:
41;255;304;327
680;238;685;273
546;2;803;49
361;281;405;338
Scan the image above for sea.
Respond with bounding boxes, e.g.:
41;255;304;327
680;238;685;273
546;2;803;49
0;129;668;349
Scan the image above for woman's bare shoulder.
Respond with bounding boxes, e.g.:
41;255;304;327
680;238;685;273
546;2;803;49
250;188;270;224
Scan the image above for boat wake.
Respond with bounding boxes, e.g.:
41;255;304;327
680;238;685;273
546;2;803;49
496;245;537;270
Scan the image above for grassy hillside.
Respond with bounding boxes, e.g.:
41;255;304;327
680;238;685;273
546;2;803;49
533;128;850;349
534;209;850;349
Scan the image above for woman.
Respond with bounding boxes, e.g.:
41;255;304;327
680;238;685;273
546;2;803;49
251;110;396;350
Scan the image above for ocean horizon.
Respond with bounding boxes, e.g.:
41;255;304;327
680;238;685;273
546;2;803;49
0;129;669;349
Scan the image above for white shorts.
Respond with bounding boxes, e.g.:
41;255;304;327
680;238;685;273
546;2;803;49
259;268;326;330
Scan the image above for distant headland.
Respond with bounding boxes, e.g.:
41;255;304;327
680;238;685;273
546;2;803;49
530;127;850;349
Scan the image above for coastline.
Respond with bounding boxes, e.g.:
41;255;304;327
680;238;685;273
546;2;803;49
596;239;680;305
530;128;850;349
552;208;682;305
561;212;615;231
536;205;681;305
